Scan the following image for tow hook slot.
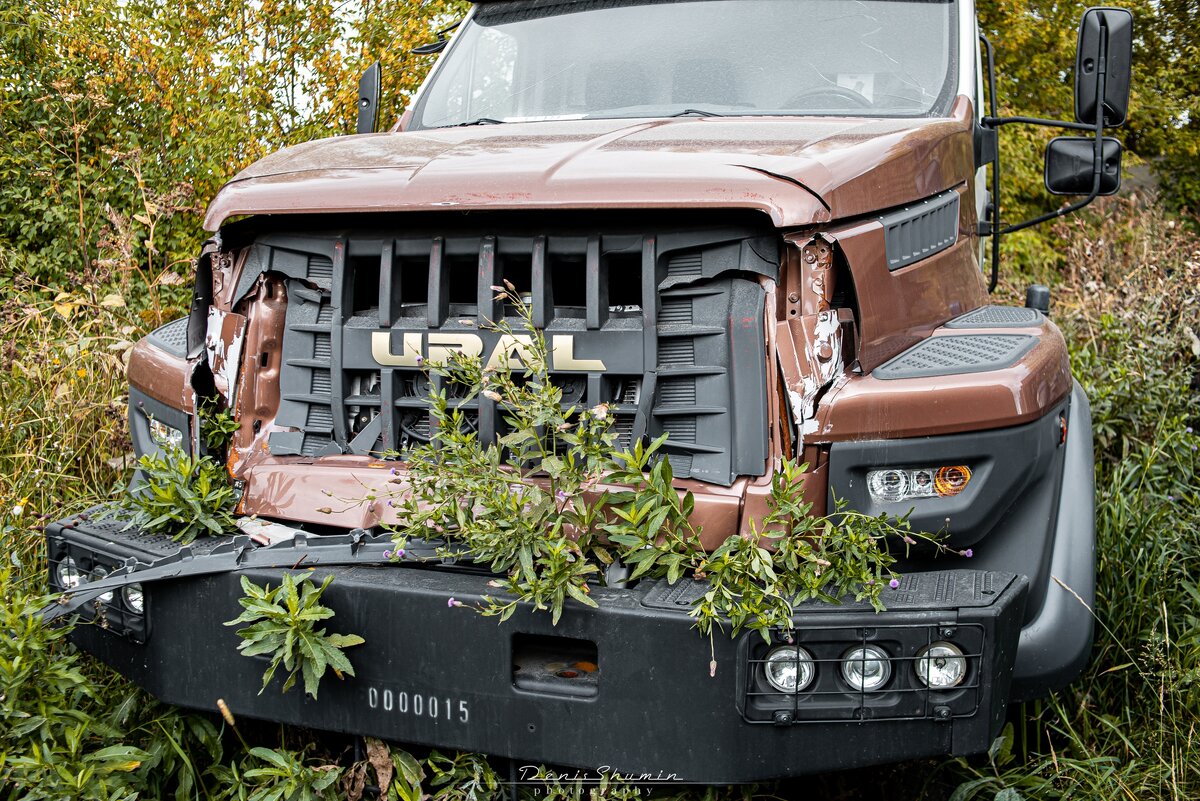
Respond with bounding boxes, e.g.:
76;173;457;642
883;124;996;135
512;634;599;699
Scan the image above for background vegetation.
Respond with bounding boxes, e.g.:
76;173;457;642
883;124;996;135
1;0;1198;798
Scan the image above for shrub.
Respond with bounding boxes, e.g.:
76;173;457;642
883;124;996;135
123;447;237;543
225;572;365;700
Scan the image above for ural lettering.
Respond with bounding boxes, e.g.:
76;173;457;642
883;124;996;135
370;332;607;372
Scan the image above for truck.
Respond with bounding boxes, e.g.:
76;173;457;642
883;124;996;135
43;0;1134;783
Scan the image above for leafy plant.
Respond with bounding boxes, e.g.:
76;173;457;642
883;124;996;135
214;746;343;801
224;572;365;700
388;286;941;641
124;446;236;543
201;401;241;452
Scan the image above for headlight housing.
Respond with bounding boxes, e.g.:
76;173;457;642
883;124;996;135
89;566;114;604
54;556;83;590
914;641;967;688
867;465;972;503
122;583;145;614
763;645;816;693
841;645;892;692
149;418;184;450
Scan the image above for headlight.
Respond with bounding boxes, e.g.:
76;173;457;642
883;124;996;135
841;645;892;692
149;418;184;450
763;645;816;693
55;556;82;590
914;641;967;688
122;583;145;614
89;566;114;604
867;465;972;503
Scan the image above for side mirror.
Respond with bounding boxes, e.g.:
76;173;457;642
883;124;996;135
1075;7;1133;127
356;61;382;135
1045;136;1122;196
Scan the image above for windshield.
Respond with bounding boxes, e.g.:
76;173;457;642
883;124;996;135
414;0;959;129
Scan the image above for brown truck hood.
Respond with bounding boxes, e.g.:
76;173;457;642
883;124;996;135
204;97;974;230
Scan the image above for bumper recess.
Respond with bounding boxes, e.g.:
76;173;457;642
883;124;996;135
45;511;1027;782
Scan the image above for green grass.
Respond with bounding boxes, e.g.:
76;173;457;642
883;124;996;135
1;194;1198;799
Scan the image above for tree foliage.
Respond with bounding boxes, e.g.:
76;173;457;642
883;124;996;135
978;0;1200;216
0;0;468;284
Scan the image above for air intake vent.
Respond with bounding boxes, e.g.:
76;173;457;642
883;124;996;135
880;191;960;271
874;334;1037;380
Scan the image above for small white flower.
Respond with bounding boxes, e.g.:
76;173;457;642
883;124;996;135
11;505;23;517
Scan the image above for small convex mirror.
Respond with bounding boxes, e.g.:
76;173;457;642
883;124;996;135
1075;7;1133;127
1044;136;1122;196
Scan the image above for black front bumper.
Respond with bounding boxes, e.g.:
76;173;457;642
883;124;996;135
46;516;1027;783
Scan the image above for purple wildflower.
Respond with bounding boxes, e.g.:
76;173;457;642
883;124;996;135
448;597;462;608
1187;427;1194;434
415;355;424;367
383;549;394;559
889;578;900;590
1168;496;1175;502
556;489;568;503
903;535;916;546
396;548;406;559
390;467;398;475
961;548;974;558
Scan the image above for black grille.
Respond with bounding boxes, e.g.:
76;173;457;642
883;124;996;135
253;213;777;485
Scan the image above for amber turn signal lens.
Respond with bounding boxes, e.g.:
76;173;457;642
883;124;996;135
934;465;972;497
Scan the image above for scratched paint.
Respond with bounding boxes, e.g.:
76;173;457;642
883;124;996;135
205;308;248;406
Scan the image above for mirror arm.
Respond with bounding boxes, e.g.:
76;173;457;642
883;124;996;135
981;29;1110;240
983;115;1095;132
980;33;1001;292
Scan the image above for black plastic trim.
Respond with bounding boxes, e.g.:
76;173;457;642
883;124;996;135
45;501;1029;782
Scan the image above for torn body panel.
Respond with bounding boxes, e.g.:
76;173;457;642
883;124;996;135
229;274;291;476
776;236;845;440
205;309;248;406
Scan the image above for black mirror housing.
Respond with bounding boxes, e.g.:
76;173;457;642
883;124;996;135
1075;7;1133;127
356;61;382;135
1045;136;1122;196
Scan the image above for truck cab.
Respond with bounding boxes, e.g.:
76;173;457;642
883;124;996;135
45;0;1133;781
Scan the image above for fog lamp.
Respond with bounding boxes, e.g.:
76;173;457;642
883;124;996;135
914;641;967;688
122;583;145;614
764;645;815;693
841;645;892;692
55;556;82;590
89;566;114;604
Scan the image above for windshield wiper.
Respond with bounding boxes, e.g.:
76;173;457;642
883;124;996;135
454;117;505;127
670;108;725;117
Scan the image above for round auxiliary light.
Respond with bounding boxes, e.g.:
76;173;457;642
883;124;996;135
867;469;909;503
841;645;892;692
55;556;82;590
934;465;972;497
122;583;145;614
89;566;114;604
763;645;816;693
914;641;967;689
